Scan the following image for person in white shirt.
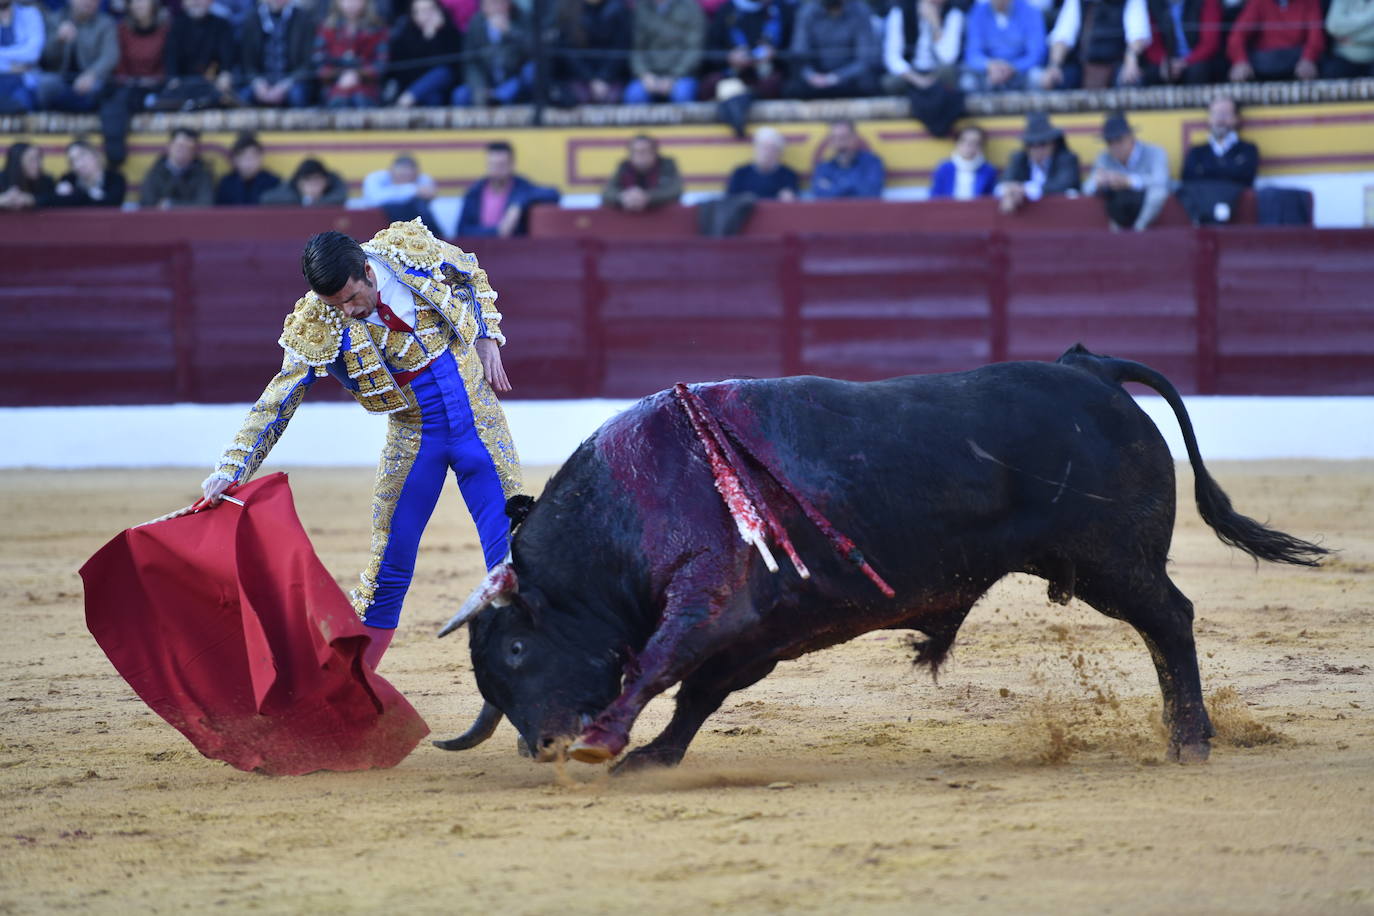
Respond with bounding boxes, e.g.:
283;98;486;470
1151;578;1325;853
360;153;442;235
1040;0;1153;89
882;0;964;92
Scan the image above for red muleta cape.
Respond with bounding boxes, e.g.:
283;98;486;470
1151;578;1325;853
80;473;429;775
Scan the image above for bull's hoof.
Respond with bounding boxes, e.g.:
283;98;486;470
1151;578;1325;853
611;747;684;775
568;739;615;764
1167;741;1211;765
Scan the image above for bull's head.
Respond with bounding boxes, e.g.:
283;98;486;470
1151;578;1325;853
436;559;624;763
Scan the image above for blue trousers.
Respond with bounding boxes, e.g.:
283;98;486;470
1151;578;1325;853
359;349;510;629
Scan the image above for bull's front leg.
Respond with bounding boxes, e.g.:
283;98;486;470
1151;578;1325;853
570;579;756;763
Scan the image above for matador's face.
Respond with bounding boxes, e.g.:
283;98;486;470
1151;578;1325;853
320;264;379;320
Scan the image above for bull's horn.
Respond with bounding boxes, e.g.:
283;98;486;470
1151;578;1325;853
438;561;518;637
432;702;503;751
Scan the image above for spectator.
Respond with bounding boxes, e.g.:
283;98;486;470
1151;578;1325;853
600;133;683;211
1142;0;1225;84
1323;0;1374;78
98;0;166;165
624;0;704;103
457;140;559;236
811;118;884;198
726;126;799;200
388;0;460;106
158;0;237;109
214;132;282;205
996;111;1080;214
961;0;1045;91
1083;111;1169;231
454;0;532;106
437;0;479;31
240;0;318;107
553;0;632;105
51;136;125;207
787;0;878;99
261;156;349;205
314;0;389;107
0;142;55;210
138;127;215;209
929;124;997;200
701;0;793;101
0;0;45;113
1176;95;1258;224
1226;0;1323;81
359;152;440;232
883;0;964;94
36;0;117;112
1041;0;1156;89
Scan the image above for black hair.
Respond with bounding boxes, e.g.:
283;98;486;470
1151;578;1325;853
171;127;200;143
230;132;262;157
293;157;328;181
301;231;367;296
2;142;35;191
486;140;514;157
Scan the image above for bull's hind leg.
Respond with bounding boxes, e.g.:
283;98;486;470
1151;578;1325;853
1075;567;1214;763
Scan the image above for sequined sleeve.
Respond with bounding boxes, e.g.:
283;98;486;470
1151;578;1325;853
469;265;504;346
442;243;505;347
205;353;317;487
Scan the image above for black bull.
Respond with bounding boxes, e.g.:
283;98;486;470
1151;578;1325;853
437;346;1325;769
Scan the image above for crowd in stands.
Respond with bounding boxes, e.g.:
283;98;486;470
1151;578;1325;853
0;0;1368;132
0;95;1309;229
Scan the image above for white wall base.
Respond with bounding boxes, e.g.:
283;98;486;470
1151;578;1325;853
2;396;1371;470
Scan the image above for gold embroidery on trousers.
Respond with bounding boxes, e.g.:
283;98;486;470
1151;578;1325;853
350;404;425;618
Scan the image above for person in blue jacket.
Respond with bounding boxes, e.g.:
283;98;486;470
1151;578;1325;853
457;140;560;237
929;125;999;200
961;0;1046;91
811;119;885;199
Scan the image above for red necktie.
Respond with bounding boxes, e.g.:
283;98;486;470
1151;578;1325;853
375;301;413;333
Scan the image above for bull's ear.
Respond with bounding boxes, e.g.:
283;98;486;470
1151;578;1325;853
505;494;536;533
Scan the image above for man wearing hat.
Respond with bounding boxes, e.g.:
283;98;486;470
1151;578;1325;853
1083;110;1170;231
996;112;1082;214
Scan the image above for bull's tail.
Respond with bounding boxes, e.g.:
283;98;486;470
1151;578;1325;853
1058;344;1327;567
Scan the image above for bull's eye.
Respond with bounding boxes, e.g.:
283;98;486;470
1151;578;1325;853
508;639;525;660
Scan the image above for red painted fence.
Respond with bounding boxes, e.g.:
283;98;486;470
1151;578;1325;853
2;208;1371;406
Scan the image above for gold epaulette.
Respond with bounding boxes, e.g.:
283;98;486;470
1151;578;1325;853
361;217;451;274
278;295;343;375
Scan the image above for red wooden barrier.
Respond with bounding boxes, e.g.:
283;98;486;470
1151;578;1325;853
2;210;1371;406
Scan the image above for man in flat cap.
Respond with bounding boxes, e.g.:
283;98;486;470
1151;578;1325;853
1083;110;1170;231
996;112;1082;214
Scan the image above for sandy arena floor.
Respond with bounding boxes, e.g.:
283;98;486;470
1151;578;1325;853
1;462;1371;915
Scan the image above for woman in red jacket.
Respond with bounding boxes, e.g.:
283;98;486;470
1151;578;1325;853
314;0;390;107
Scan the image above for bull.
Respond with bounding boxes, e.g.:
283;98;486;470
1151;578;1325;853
436;345;1325;770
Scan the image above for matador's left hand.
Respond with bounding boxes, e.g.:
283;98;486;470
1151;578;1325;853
475;338;512;393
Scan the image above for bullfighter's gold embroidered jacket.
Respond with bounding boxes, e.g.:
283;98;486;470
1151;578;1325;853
206;219;520;497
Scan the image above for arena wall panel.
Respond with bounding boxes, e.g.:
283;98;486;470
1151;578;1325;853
2;213;1372;405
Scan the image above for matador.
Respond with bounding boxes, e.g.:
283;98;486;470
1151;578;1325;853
202;219;523;667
